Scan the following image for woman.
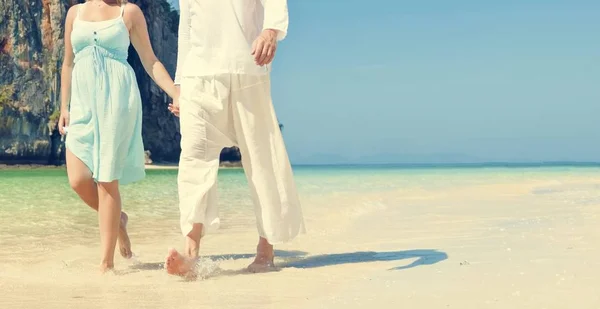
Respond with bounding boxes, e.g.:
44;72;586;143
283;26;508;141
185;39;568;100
58;0;178;272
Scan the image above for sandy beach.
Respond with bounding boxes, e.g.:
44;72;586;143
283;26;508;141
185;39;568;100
1;166;600;308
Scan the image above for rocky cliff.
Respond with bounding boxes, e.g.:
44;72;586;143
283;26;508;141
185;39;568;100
0;0;182;164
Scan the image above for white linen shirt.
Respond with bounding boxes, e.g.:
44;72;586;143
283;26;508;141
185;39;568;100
174;0;289;84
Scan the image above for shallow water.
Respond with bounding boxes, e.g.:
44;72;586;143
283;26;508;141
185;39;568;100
0;165;598;263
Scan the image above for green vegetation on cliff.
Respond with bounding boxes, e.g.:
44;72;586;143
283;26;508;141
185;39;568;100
0;85;14;113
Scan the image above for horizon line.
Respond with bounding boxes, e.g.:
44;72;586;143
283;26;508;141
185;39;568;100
290;161;600;168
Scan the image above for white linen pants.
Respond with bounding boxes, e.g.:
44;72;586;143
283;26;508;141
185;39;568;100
178;74;305;245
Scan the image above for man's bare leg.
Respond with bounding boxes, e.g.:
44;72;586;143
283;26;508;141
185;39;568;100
247;237;276;273
66;150;132;259
165;223;203;279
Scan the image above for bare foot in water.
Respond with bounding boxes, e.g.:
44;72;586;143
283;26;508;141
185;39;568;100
165;248;198;280
118;212;133;259
247;240;276;273
100;262;114;274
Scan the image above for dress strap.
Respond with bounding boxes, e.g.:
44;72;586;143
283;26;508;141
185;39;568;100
76;3;82;20
120;4;125;17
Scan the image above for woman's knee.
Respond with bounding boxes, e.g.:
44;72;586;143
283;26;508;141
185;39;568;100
97;180;120;196
68;174;93;193
66;155;94;193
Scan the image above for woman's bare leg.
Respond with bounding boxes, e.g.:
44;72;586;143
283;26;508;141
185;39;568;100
66;149;132;258
66;150;99;208
97;180;122;272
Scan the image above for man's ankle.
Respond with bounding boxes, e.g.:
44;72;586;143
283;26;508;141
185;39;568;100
185;247;200;259
185;223;203;258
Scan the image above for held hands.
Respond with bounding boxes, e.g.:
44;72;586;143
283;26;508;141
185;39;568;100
251;29;279;66
58;110;69;135
168;85;180;117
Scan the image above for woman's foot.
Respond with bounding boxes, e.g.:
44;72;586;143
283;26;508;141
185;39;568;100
118;212;133;259
100;261;114;274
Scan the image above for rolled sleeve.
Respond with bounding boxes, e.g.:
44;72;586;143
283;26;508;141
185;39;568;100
260;0;289;41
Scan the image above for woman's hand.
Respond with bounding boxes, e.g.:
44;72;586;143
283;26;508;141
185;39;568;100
168;85;180;117
58;110;70;135
168;97;180;117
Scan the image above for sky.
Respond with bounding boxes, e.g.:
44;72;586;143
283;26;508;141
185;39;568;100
167;0;600;164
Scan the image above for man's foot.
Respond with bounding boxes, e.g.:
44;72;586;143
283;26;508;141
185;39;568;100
118;212;133;259
248;255;276;273
247;239;276;273
165;248;198;280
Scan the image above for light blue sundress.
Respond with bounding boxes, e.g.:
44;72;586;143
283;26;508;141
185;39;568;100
66;4;145;185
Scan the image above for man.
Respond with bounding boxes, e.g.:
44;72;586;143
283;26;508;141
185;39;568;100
165;0;305;278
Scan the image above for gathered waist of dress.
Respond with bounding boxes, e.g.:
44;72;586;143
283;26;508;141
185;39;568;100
73;45;129;64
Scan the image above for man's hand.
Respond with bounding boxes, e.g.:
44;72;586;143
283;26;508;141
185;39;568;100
251;29;279;66
168;86;180;117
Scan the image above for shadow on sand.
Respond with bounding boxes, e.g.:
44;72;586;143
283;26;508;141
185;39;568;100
279;249;448;271
128;249;447;274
